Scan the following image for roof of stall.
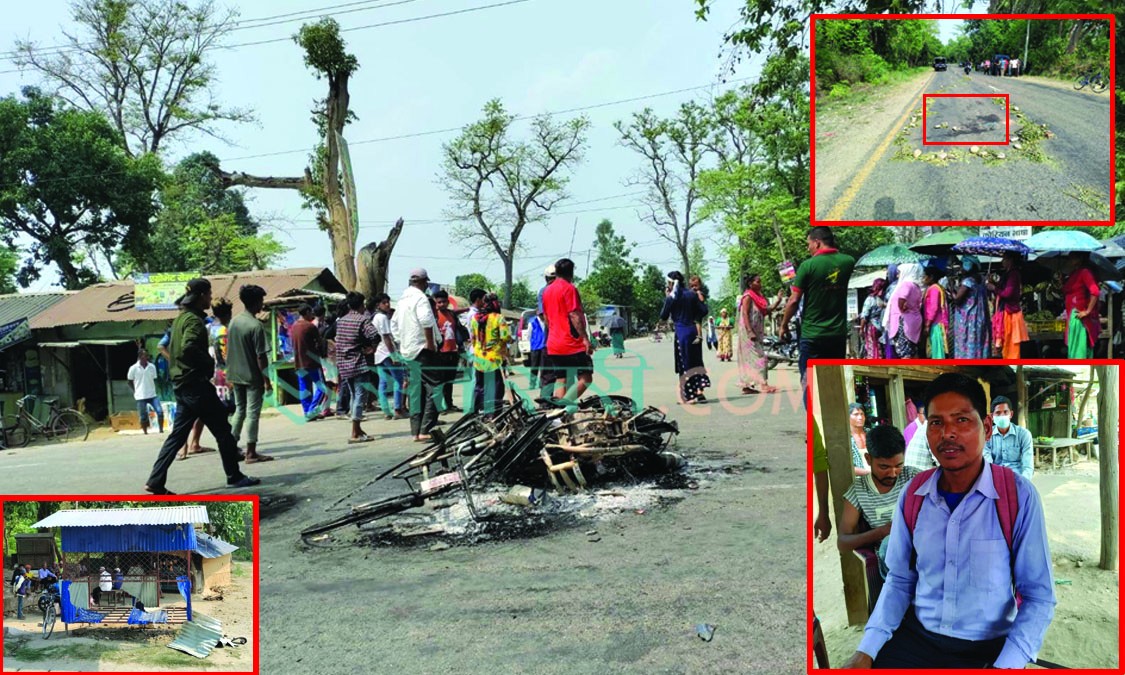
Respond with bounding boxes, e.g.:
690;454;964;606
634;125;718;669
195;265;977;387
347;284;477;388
30;268;346;330
0;292;74;325
32;506;210;528
194;533;239;559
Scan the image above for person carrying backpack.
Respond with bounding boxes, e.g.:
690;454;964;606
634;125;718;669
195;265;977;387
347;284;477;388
842;372;1055;670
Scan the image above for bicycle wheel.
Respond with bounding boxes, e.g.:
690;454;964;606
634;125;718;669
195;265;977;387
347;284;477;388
49;410;88;442
1074;76;1088;90
37;594;50;613
301;492;424;539
1092;77;1108;93
42;604;55;639
2;415;30;448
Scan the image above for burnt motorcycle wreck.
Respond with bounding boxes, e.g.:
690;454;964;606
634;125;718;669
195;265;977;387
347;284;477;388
300;391;682;542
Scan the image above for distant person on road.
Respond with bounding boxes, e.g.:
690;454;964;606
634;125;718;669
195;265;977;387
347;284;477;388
470;293;510;414
921;266;949;359
1062;252;1100;359
13;566;28;619
543;258;595;403
986;252;1029;359
127;349;163;434
951;256;991;359
371;293;406;420
705;314;718;351
1010;57;1020;76
226;284;274;463
737;273;784;395
886;263;924;359
145;278;260;494
715;308;734;361
780;226;855;405
660;270;711;405
432;290;464;414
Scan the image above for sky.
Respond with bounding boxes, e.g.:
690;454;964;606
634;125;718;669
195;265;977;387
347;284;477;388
1;0;761;294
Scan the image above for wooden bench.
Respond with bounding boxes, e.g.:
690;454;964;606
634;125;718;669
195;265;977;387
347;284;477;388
1033;437;1094;470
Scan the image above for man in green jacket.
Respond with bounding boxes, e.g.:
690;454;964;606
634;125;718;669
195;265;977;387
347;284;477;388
145;278;260;494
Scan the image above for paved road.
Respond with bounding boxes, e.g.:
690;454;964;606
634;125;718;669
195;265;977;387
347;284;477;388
0;338;809;674
817;69;1112;222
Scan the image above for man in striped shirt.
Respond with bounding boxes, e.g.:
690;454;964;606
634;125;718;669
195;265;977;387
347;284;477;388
837;424;919;578
334;291;379;444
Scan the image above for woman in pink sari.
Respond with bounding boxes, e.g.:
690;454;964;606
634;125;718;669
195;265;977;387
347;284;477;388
921;266;950;359
885;263;924;358
737;274;785;394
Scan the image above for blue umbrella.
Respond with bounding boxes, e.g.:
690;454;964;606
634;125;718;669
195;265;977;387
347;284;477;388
951;236;1031;257
1024;230;1103;253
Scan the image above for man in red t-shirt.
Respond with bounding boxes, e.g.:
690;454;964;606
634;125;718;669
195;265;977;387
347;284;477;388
432;290;464;413
291;303;327;420
541;258;594;401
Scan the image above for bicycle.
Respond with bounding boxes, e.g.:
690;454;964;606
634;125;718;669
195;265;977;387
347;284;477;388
39;584;60;639
2;395;89;447
1074;71;1108;93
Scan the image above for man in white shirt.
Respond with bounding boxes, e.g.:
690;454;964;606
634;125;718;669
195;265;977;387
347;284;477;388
372;293;406;420
395;268;439;441
127;349;163;434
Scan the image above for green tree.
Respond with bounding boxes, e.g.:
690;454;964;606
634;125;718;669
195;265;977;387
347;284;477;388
616;102;714;276
0;88;162;289
454;273;494;299
632;263;667;329
440;99;589;309
687;240;709;282
15;0;252;157
122;152;287;275
0;245;18;295
509;279;537;309
584;219;637;308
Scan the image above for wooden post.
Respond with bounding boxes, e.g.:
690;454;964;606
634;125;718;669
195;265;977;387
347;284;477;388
104;345;114;416
1097;366;1118;571
888;374;906;431
1015;366;1028;429
816;365;870;626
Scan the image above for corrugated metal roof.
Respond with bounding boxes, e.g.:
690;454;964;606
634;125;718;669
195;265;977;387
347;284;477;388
33;506;210;528
168;612;222;659
194;532;239;558
61;523;197;553
30;268;346;329
0;292;73;325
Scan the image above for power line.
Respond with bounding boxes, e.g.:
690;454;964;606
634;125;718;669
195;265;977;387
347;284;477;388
0;0;534;74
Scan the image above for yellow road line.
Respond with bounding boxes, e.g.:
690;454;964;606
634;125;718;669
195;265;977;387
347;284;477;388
824;72;934;221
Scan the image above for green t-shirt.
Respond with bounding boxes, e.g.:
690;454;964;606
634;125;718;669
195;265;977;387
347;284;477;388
794;250;855;340
225;312;268;387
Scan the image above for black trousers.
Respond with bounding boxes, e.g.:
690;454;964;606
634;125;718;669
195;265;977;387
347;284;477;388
405;351;441;436
874;608;1006;669
146;380;244;490
472;369;505;414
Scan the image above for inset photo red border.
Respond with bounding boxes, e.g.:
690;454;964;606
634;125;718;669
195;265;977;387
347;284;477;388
922;93;1010;146
810;12;1117;227
1;494;259;675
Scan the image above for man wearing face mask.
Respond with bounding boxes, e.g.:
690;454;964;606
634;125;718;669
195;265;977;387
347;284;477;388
984;396;1034;479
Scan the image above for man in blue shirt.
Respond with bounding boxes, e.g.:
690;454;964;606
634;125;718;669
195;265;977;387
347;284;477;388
842;373;1055;669
984;396;1034;479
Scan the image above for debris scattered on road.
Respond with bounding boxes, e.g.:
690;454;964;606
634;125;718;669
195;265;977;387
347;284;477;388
429;542;451;552
696;623;717;642
970;145;980;154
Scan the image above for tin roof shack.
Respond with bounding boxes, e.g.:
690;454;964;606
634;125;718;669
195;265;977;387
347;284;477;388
0;292;73;419
32;506;210;624
192;533;238;593
13;532;61;568
29;268;345;420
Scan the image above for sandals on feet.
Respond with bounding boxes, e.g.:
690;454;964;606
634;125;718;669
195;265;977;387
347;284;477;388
348;434;374;444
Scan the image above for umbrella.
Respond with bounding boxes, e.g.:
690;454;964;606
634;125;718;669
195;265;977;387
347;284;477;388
1035;251;1123;282
854;244;931;268
1098;239;1125;259
908;228;976;255
604;315;627;330
951;236;1031;257
1024;230;1104;253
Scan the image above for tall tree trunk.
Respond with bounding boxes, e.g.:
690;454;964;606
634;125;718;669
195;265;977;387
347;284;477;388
1097;366;1118;571
322;71;356;291
502;255;514;309
54;253;82;291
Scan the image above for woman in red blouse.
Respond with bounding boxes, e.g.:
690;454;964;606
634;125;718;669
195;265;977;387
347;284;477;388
1062;252;1100;358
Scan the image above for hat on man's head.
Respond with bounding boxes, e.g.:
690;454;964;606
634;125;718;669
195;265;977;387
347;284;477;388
544;264;556;278
409;267;429;281
176;278;211;307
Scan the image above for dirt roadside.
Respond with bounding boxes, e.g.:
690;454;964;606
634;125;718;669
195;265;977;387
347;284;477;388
814;70;934;220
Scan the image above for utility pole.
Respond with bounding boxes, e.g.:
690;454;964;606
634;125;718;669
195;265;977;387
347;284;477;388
1023;20;1030;73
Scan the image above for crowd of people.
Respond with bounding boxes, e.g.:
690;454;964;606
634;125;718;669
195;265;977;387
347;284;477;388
858;250;1103;361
